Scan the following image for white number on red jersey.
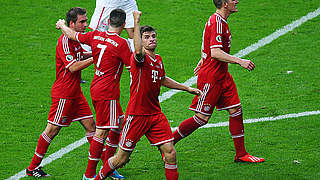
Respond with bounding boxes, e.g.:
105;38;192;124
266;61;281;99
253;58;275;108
96;44;107;68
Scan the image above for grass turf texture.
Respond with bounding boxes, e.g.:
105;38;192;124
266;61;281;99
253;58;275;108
1;0;320;179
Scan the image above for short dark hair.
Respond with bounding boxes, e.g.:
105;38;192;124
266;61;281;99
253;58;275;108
66;7;86;26
213;0;229;9
109;9;126;27
140;25;156;37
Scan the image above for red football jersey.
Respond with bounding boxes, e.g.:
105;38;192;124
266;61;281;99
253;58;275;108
76;31;131;100
198;13;232;83
51;34;83;99
126;53;165;115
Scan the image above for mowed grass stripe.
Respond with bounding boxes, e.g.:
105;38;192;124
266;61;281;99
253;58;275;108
7;6;320;180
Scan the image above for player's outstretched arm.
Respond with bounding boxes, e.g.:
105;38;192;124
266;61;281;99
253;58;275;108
69;57;94;73
161;76;203;98
211;48;255;71
132;11;145;62
56;19;77;41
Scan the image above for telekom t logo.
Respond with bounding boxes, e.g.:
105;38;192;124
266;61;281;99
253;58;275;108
152;70;159;82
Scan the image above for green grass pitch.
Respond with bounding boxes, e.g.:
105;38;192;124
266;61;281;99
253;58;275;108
1;0;320;179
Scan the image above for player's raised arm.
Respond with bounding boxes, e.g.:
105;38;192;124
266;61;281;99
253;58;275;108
56;19;77;41
211;48;255;71
132;11;145;62
161;76;203;98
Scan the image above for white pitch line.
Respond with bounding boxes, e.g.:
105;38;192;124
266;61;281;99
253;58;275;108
170;110;320;131
7;7;320;180
159;7;320;103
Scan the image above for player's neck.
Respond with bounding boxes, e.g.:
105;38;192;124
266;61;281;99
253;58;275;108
216;9;230;20
108;27;122;35
144;48;156;58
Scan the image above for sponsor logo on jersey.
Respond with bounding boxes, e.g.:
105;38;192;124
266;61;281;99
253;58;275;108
152;70;159;82
66;55;73;62
216;35;222;43
204;104;211;112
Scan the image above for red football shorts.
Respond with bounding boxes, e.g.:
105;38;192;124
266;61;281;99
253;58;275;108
119;113;174;151
48;94;93;127
189;74;240;115
92;99;124;129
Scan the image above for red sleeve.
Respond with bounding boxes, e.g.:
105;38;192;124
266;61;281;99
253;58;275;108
76;31;94;46
158;56;166;78
119;39;133;68
209;17;223;49
57;36;77;68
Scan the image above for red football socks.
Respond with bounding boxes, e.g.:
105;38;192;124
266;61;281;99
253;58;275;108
102;130;120;164
95;158;115;180
165;163;179;180
229;107;247;158
85;136;105;178
86;131;95;144
28;132;52;170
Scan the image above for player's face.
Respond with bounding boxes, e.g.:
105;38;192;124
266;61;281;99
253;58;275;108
226;0;239;13
142;31;157;50
73;14;88;33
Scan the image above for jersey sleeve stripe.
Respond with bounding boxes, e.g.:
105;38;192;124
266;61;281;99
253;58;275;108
216;16;222;34
114;62;123;79
125;39;133;52
62;36;70;54
210;45;223;48
75;32;80;43
66;60;77;69
95;7;106;30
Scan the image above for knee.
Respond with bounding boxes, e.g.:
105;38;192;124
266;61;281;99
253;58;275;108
86;118;96;132
95;129;109;139
228;106;242;115
195;113;210;123
81;118;96;133
163;147;177;163
44;124;61;139
112;152;130;168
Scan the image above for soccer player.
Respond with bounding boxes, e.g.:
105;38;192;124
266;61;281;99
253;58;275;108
26;7;96;178
94;11;203;180
172;0;264;163
88;0;138;50
56;9;132;180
